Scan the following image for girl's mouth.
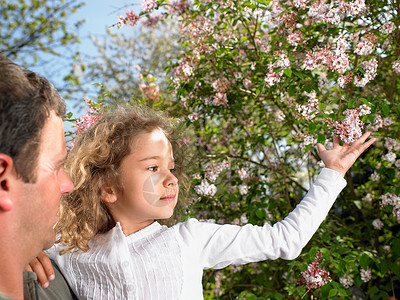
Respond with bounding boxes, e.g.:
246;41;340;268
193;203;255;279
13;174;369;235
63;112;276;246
159;194;176;202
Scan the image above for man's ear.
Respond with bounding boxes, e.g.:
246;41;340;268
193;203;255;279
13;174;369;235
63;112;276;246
100;183;118;204
0;154;14;212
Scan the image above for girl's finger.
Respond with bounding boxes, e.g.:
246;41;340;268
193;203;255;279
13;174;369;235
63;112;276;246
37;251;55;282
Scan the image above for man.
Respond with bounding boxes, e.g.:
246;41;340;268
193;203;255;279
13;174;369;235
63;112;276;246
0;54;75;299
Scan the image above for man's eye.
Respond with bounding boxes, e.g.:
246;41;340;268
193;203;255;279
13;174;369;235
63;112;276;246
148;166;158;172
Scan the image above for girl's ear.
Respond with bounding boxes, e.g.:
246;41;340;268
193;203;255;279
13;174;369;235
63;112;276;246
0;154;14;212
100;184;118;204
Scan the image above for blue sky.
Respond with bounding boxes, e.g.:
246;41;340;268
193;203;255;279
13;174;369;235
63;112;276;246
28;1;141;121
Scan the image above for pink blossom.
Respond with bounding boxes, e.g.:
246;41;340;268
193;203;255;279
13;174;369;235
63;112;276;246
372;219;384;230
383;151;396;164
371;114;383;131
213;92;228;106
139;82;160;101
338;72;353;88
296;251;331;289
381;21;396;34
116;11;140;27
166;0;189;15
340;0;366;16
288;31;303;46
264;52;291;87
354;59;378;87
296;90;319;121
240;213;248;224
293;0;309;9
142;14;163;27
354;33;377;56
74;99;105;135
370;171;380;181
238;168;249;180
142;0;156;12
340;273;354;288
243;78;252;89
323;7;342;25
326;104;371;144
211;78;230;93
238;185;248;195
381;193;400;221
360;267;372;283
194;179;217;196
392;60;400;74
363;193;373;204
188;112;199;122
265;70;283;87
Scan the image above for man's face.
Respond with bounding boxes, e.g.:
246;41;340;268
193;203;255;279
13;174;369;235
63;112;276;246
12;112;73;254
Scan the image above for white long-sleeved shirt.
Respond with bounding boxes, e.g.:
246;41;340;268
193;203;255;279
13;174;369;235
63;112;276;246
48;168;346;300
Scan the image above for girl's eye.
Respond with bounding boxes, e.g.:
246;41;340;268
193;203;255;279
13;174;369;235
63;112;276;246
170;168;176;173
148;166;158;172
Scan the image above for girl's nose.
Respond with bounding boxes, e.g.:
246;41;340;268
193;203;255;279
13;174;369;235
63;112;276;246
164;172;178;187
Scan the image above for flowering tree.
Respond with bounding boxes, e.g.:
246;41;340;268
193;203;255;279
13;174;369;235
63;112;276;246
110;0;400;298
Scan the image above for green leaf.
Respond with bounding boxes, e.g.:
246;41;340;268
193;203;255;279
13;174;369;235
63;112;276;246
293;70;305;79
359;253;370;269
255;208;267;219
317;133;326;144
288;85;296;97
381;102;390;117
353;200;362;210
283;69;292;77
360;98;370;106
328;288;338;297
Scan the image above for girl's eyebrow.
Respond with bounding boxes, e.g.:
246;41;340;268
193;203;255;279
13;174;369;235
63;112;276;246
139;156;175;163
139;156;160;162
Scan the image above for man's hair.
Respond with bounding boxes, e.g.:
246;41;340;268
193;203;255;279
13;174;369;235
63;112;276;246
55;106;188;253
0;54;66;183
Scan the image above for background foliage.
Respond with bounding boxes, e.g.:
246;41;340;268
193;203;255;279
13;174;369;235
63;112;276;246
3;0;400;298
108;0;400;298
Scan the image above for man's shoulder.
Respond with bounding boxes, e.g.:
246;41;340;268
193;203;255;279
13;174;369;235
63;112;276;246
36;261;77;300
23;260;77;300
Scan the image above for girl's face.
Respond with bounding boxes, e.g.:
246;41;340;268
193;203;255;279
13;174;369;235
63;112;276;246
105;128;179;235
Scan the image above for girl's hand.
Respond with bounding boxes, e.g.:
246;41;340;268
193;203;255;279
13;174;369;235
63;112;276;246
316;132;376;177
25;251;54;288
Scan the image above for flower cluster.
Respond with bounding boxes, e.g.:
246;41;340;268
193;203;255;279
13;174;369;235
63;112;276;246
205;160;231;182
372;219;384;230
74;98;105;135
339;273;354;288
264;52;291;87
381;21;396;35
392;60;400;74
296;251;331;289
116;11;140;27
381;193;400;221
296;90;319;121
327;104;371;143
142;0;156;13
194;179;217;197
354;32;377;56
360;267;372;283
354;59;378;87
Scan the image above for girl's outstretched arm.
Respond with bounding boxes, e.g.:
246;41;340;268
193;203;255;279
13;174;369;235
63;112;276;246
317;132;376;176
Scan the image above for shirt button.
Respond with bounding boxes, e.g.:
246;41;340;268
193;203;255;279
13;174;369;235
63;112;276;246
126;284;135;292
123;261;130;267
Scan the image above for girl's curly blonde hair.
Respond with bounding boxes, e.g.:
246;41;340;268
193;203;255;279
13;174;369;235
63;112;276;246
55;105;187;253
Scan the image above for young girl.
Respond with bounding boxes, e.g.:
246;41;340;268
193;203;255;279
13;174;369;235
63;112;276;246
35;106;374;299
